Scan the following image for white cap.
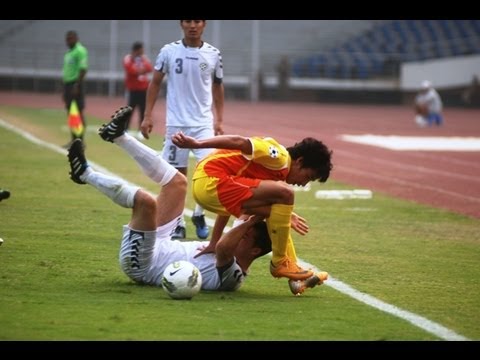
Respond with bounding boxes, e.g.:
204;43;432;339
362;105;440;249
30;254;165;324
421;80;432;89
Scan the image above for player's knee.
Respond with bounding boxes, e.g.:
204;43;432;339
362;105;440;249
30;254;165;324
135;190;157;213
170;172;188;192
275;183;295;204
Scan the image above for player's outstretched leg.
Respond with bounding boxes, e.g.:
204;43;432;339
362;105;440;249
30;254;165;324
68;139;88;184
98;106;133;142
68;138;140;208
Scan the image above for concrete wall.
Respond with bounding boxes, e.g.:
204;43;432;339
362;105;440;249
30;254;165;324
400;54;480;90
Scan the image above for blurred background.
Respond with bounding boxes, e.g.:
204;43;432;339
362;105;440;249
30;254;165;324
1;20;479;106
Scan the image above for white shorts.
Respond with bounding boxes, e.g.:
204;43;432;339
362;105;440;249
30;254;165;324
119;217;180;285
162;126;215;168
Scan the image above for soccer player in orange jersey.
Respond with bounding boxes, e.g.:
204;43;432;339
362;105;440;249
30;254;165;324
172;132;333;281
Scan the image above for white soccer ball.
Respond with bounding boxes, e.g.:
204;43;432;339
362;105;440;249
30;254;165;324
162;260;202;300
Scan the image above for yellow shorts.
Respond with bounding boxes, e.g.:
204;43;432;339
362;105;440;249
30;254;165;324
192;176;261;218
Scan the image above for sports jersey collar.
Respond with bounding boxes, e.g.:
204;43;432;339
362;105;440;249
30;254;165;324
182;39;204;49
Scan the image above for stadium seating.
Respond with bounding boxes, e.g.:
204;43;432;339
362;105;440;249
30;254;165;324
292;20;480;80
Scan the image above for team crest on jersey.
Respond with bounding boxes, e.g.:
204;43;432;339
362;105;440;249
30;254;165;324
199;62;208;71
269;146;279;158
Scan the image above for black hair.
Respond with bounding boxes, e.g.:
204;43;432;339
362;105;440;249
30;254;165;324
287;137;333;182
252;221;272;258
66;30;78;38
132;41;143;51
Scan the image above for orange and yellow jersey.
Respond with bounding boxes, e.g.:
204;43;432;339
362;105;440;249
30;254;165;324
193;136;291;181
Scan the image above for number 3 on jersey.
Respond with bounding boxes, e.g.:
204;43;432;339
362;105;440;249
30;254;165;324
168;145;177;162
175;58;183;74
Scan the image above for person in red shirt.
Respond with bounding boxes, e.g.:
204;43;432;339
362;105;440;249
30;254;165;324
123;42;153;139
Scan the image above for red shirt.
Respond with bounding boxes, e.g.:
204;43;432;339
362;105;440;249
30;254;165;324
123;54;153;91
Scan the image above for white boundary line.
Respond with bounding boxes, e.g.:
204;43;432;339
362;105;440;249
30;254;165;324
341;134;480;151
0;118;469;341
297;259;468;341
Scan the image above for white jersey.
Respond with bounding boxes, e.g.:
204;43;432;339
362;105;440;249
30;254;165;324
415;88;443;114
154;39;223;127
119;218;245;292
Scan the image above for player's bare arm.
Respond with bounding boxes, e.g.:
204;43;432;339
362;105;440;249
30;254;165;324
212;82;225;135
194;214;230;258
172;133;252;154
141;70;164;139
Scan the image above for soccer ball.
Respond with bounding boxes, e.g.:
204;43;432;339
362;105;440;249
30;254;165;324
162;260;202;300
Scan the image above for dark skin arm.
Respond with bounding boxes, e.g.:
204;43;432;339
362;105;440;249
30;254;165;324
72;69;87;97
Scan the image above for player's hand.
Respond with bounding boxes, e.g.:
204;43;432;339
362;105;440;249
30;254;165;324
172;131;198;148
291;212;309;235
214;121;224;135
194;243;216;258
140;117;153;140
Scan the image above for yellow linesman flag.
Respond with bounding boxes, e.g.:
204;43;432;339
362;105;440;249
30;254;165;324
68;100;84;138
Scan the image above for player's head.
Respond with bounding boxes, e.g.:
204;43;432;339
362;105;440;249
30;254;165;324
132;41;143;51
236;221;272;260
251;221;272;258
287;138;333;185
180;20;206;44
132;41;144;56
65;30;78;49
421;80;432;91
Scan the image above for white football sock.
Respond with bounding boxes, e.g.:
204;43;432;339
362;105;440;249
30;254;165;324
82;167;139;208
178;214;186;228
193;204;204;217
114;132;176;186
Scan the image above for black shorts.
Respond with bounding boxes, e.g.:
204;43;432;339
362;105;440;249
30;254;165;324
63;82;85;112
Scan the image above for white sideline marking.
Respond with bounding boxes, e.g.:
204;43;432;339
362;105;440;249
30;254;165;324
342;134;480;151
297;259;468;341
0;118;469;341
315;189;372;199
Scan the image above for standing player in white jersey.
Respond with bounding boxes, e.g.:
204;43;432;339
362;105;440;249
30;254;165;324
68;106;272;292
141;20;225;241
